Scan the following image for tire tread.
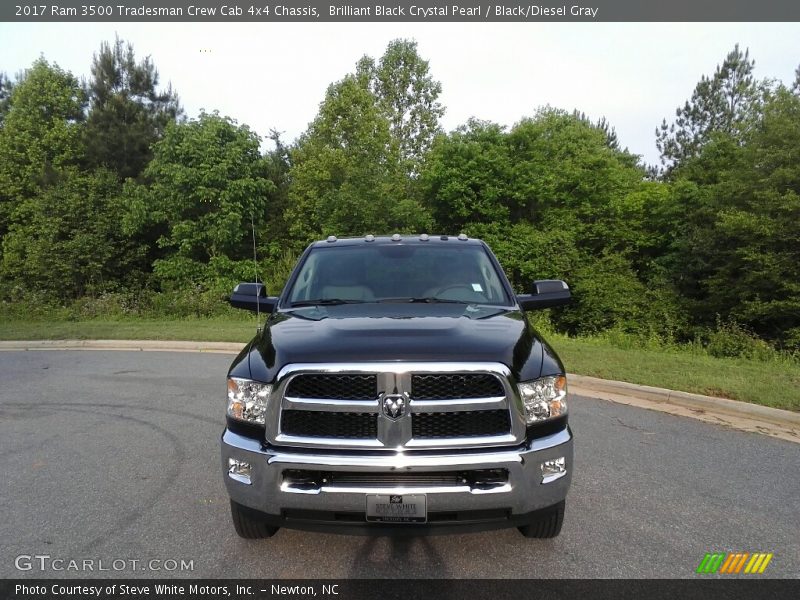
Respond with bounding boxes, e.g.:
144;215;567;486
230;500;279;539
517;500;565;538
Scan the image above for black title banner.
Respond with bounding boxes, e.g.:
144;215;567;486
2;580;800;600
3;0;800;22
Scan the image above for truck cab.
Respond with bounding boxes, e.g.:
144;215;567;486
221;234;573;538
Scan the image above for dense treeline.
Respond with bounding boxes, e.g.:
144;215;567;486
1;39;799;355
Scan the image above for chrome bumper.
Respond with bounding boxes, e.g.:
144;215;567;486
221;427;573;531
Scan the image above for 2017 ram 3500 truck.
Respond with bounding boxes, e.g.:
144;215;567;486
221;234;573;538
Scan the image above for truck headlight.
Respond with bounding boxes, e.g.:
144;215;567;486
227;377;271;426
517;375;567;424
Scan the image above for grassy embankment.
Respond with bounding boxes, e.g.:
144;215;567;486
1;317;798;411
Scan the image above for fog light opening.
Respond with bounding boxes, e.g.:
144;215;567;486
541;457;566;484
228;458;252;484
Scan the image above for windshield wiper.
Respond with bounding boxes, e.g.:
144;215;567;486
377;297;468;304
289;298;366;307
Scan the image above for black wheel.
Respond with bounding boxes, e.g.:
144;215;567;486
230;500;279;539
517;500;565;538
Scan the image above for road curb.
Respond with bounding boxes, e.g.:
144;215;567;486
1;339;798;431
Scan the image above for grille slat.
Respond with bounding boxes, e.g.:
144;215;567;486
281;410;377;439
286;374;377;400
411;374;504;399
412;410;510;438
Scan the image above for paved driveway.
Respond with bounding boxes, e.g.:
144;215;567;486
1;351;797;578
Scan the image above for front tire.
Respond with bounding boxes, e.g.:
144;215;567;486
230;500;279;539
517;500;565;538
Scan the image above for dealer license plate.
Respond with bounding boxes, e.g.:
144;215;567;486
365;494;427;523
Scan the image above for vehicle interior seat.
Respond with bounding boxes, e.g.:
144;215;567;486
318;257;376;302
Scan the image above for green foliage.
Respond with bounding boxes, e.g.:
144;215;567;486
421;109;687;340
0;59;86;236
286;75;432;244
466;221;580;290
656;44;760;175
421;119;513;231
0;39;798;363
357;39;444;172
123;111;276;289
663;87;800;346
1;168;146;298
84;36;182;180
705;318;781;361
0;72;13;126
793;63;800;94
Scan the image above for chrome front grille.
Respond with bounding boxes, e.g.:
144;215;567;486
269;362;525;450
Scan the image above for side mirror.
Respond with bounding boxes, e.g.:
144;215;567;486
229;282;278;313
516;279;571;311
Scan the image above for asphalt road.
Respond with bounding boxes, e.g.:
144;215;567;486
1;351;798;579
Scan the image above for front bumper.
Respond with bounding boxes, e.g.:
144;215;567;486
221;427;573;535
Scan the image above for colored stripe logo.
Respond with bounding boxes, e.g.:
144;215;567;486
697;552;773;574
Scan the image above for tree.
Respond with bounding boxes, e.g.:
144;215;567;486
656;44;760;174
685;87;800;346
0;72;13;126
1;168;145;298
286;75;431;245
122;112;275;290
572;110;626;153
793;63;800;94
260;129;293;257
357;39;444;173
420;119;513;232
506;109;644;241
84;36;182;180
0;58;85;238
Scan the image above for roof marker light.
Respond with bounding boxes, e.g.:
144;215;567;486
365;234;375;242
440;235;449;241
391;234;401;241
419;234;429;241
326;235;337;243
458;233;468;241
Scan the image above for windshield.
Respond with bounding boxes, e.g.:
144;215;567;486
286;243;511;306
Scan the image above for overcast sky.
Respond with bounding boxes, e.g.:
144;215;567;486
1;22;799;165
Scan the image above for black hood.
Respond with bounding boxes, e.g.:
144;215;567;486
229;303;564;383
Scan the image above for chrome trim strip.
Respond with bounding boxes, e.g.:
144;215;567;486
280;483;512;495
227;472;252;485
410;397;506;412
283;397;380;412
266;449;526;469
530;428;571;451
404;433;517;448
274;434;384;448
542;471;567;484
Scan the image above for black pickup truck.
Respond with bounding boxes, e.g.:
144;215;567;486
221;234;573;538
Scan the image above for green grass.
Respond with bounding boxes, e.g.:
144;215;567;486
549;335;800;411
0;318;257;343
1;318;798;411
